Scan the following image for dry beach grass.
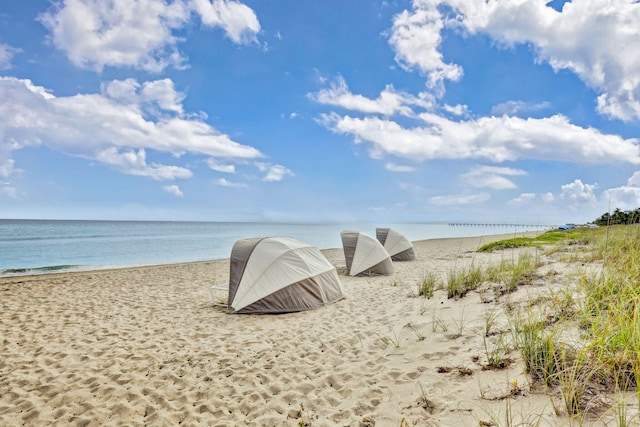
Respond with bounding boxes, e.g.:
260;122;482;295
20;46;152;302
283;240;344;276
1;229;638;426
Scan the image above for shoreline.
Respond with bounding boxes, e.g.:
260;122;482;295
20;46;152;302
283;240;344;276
0;230;544;279
6;230;625;426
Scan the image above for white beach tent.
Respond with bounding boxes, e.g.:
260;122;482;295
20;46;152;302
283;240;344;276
376;227;416;261
212;236;345;314
340;230;394;276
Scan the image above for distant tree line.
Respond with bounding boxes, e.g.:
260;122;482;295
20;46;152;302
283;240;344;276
594;208;640;226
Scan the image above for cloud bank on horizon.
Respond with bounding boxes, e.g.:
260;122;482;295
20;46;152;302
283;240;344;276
1;0;640;224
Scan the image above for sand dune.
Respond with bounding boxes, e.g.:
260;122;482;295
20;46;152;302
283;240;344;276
1;232;635;426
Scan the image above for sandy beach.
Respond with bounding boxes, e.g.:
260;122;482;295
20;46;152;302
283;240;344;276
1;232;635;426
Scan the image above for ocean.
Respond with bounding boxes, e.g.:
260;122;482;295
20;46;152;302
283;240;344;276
0;219;553;277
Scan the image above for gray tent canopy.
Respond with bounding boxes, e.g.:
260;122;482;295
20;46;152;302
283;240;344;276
340;230;394;276
222;236;344;314
376;227;416;261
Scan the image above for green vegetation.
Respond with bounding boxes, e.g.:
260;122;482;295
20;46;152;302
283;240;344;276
477;228;586;252
438;224;640;421
594;207;640;226
503;225;640;421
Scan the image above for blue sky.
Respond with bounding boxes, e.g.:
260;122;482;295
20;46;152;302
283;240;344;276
2;0;640;224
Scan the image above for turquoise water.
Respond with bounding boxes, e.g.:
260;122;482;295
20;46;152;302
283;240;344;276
0;219;553;276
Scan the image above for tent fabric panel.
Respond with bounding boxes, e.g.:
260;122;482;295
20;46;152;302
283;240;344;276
235;269;344;314
354;255;394;276
231;241;337;311
391;247;416;262
376;228;414;258
350;232;391;276
340;231;359;274
376;228;389;246
228;237;263;305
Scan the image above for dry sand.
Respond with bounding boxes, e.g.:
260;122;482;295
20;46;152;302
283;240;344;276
1;232;635;426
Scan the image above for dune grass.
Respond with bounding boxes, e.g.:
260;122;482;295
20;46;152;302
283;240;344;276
504;225;640;421
436;225;640;421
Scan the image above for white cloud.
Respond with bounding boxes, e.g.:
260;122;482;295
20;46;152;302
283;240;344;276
256;162;294;182
462;165;526;190
388;3;463;92
491;100;551;116
627;171;640;187
509;191;554;206
0;158;16;178
601;186;640;211
393;0;640;121
163;184;184;197
0;44;20;70
206;159;236;173
192;0;261;44
38;0;260;72
599;170;640;211
215;177;248;187
386;162;415;172
442;104;469;117
103;78;186;116
541;192;555;203
429;192;490;206
309;76;434;116
95;147;192;180
0;76;263;181
560;179;598;204
320;112;640;164
509;193;536;205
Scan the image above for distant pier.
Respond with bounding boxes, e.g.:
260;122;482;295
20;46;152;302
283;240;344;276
448;223;556;228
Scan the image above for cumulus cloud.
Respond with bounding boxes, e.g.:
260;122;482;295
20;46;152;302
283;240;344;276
192;0;261;44
386;162;415;172
163;184;184;197
627;171;640;187
0;76;263;182
390;0;640;121
38;0;260;72
598;170;640;211
319;111;640;165
442;104;469;117
388;2;463;91
560;179;598;204
461;165;526;190
256;162;294;182
309;76;434;116
601;186;640;211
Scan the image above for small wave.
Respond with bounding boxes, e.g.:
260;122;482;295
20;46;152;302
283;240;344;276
1;265;81;277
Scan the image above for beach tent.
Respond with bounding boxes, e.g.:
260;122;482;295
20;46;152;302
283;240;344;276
216;236;344;314
340;231;394;276
376;228;416;261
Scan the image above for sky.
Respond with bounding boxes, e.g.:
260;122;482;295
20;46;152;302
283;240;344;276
1;0;640;225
